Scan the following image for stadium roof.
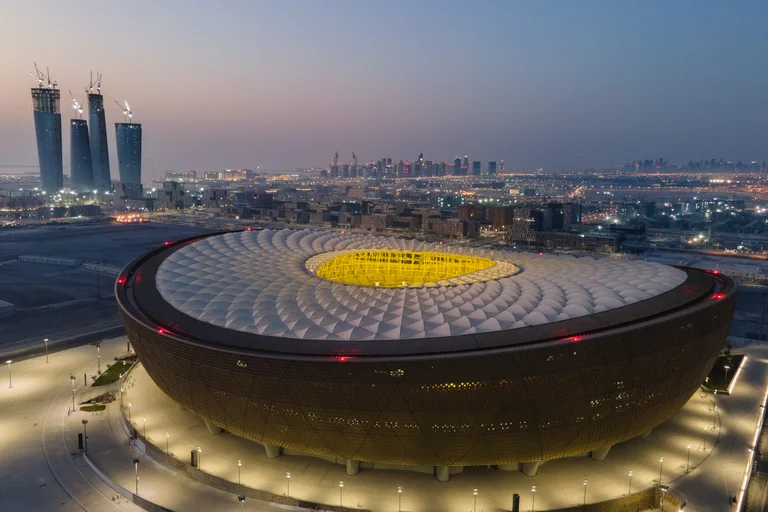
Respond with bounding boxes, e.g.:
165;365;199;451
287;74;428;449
154;230;687;341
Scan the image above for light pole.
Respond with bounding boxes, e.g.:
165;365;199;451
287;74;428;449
583;479;588;505
397;486;402;512
724;364;731;387
197;447;202;471
339;481;344;507
119;386;124;407
686;443;691;472
44;338;49;363
133;458;140;495
658;457;664;486
237;460;242;494
712;405;718;429
97;344;101;374
127;402;132;423
473;488;478;512
165;431;170;459
70;374;76;411
6;360;12;388
659;484;668;511
628;471;632;495
531;485;537;512
82;419;88;454
286;472;291;498
703;424;708;451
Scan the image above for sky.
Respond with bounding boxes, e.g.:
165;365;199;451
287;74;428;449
1;0;767;180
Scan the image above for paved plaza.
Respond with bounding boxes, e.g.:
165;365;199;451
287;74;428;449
0;335;766;511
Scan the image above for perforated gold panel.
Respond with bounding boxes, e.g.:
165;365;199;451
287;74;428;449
119;289;734;466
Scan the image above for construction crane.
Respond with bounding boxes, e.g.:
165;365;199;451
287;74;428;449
29;63;56;89
86;71;103;95
69;91;84;119
115;100;132;122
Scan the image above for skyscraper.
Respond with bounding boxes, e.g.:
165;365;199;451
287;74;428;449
453;157;462;176
88;90;111;190
70;119;94;192
488;161;497;175
472;161;481;176
115;122;142;185
31;80;63;193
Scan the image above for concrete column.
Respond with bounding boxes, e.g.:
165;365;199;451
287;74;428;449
435;465;450;482
203;418;222;435
345;459;360;476
591;445;612;461
522;461;540;477
641;429;653;439
264;443;281;459
498;463;520;471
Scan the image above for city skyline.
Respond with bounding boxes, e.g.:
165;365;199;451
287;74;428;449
1;1;767;179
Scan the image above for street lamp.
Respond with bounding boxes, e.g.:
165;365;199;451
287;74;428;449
659;457;664;486
197;447;202;471
628;471;633;495
70;374;76;411
724;364;731;387
339;481;344;507
119;386;124;407
133;458;140;495
397;486;403;512
473;488;478;512
142;416;146;437
703;424;708;451
6;360;12;388
286;472;291;498
712;405;718;429
165;431;170;458
531;485;537;512
127;402;132;423
44;338;49;363
81;419;88;453
96;344;101;374
237;460;242;494
686;443;691;472
660;484;669;510
582;479;588;505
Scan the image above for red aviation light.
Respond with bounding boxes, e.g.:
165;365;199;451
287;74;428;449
163;241;172;246
116;276;127;286
157;327;168;334
562;336;580;342
711;293;725;300
334;356;356;362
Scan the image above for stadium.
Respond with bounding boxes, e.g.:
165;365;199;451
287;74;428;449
116;229;736;477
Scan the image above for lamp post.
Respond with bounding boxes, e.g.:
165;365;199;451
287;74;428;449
339;481;344;507
628;471;633;495
724;364;731;387
686;443;691;472
583;479;588;505
44;338;49;363
165;431;169;459
237;460;242;495
81;419;88;454
6;360;12;388
127;402;132;423
703;424;708;451
531;485;537;512
473;488;478;512
142;417;146;437
659;484;669;511
397;486;402;512
197;447;202;471
286;472;291;498
119;386;124;407
712;405;718;429
133;458;140;495
659;457;664;486
70;374;76;411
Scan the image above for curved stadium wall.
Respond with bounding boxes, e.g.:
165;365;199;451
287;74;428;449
116;231;736;467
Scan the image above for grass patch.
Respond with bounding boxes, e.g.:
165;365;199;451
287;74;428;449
703;353;745;392
80;404;106;412
92;357;135;387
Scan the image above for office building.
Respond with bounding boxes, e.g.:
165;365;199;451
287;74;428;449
115;122;142;185
31;85;63;192
88;93;111;190
472;161;481;176
70;119;94;192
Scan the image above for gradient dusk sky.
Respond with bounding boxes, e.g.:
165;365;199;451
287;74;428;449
1;0;767;179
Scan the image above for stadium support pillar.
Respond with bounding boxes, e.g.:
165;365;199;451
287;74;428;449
591;445;612;461
498;463;520;471
641;429;653;439
345;459;360;475
264;443;281;458
522;461;540;477
435;465;450;482
203;419;222;435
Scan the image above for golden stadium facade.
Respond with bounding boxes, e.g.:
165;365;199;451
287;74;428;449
116;229;736;469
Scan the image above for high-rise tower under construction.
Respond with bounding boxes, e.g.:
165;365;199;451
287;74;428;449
30;67;63;193
88;73;111;191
